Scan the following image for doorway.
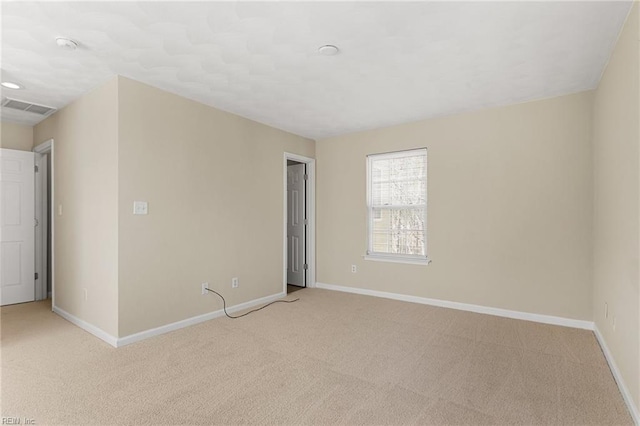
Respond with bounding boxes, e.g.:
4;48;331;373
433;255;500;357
0;139;53;306
283;153;315;296
34;139;54;304
287;160;306;288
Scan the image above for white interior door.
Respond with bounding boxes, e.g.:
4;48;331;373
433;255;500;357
287;163;306;287
1;149;35;306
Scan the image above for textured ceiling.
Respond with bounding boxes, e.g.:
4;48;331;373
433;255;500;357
0;1;633;139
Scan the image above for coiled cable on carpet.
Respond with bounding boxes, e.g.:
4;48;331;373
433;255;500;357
205;287;299;319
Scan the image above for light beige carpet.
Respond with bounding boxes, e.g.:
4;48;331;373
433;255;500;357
0;288;633;425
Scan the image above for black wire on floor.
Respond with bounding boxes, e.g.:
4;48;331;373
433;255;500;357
205;287;300;319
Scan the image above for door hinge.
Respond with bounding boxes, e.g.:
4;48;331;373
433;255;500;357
303;264;308;270
304;174;308;180
304;219;308;225
35;165;39;173
35;272;39;280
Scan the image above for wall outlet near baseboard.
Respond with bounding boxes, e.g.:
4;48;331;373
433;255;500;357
202;283;208;295
83;288;88;301
232;277;239;288
351;265;357;273
605;302;608;318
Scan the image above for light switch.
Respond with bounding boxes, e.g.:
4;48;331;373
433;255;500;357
133;201;148;215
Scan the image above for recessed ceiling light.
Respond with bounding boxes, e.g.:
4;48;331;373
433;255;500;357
1;81;23;90
318;45;339;56
56;37;78;50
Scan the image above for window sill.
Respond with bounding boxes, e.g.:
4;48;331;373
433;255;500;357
363;255;431;266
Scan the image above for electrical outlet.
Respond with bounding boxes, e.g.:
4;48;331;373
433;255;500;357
83;288;88;301
613;316;616;331
232;277;239;288
605;302;608;318
351;265;357;273
202;282;208;295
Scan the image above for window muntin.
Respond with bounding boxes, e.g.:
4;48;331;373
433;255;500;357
367;149;427;262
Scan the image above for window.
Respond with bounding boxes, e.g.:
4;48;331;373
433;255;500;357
372;168;382;220
366;148;428;264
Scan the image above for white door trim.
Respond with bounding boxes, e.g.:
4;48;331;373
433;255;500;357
283;153;315;294
33;139;54;308
34;152;48;300
33;139;52;155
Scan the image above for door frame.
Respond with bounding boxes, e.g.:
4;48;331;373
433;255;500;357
34;150;48;300
33;139;54;306
283;153;315;294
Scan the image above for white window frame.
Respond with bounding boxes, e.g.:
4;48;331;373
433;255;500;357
365;148;429;265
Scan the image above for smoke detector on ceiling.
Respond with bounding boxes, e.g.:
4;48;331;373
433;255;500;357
318;45;339;56
56;37;78;50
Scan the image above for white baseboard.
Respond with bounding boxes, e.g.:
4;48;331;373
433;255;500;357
116;291;287;347
54;292;287;348
594;325;640;425
314;282;594;330
52;305;118;348
315;282;640;422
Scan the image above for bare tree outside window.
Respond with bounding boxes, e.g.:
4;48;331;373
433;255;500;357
367;149;427;261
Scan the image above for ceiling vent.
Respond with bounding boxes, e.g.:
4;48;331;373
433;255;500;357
2;98;56;117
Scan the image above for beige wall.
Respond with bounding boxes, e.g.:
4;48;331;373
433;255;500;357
593;2;640;412
0;122;33;151
317;91;593;321
32;75;313;339
33;78;119;337
116;77;314;336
